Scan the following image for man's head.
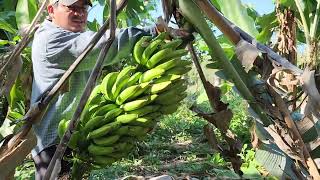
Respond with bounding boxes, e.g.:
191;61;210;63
48;0;91;32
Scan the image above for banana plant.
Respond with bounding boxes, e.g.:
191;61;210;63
88;0;158;31
0;0;37;136
278;0;320;69
170;0;320;178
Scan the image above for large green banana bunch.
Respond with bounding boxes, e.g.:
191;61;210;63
58;34;192;167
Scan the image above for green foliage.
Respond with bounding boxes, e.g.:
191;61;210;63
238;144;264;179
14;159;35;180
221;91;253;143
15;0;38;30
216;0;259;37
206;153;227;167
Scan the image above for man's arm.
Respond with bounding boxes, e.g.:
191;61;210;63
46;26;156;72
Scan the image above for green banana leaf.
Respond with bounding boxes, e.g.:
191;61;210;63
215;0;259;38
15;0;38;30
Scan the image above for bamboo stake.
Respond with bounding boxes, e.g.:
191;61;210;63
43;0;119;179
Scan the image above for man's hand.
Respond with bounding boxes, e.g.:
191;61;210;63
155;17;194;43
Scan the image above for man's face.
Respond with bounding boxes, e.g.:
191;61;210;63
48;0;88;32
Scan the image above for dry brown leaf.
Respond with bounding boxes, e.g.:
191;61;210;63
265;124;304;163
301;69;320;115
0;129;36;178
295;116;317;135
203;124;220;151
306;137;320;152
300;69;320;137
236;39;260;72
0;55;23;97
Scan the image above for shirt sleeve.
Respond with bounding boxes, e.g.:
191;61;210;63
46;26;157;72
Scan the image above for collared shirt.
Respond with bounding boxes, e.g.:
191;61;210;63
31;20;155;157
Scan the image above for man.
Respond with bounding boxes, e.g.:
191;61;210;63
31;0;160;178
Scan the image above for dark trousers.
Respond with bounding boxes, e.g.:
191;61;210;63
32;145;72;180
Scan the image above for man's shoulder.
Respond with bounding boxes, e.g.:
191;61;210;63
35;20;78;41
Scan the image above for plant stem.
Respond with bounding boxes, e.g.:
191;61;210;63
310;0;320;39
71;159;88;180
294;0;311;46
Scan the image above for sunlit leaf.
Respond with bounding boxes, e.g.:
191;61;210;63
0;17;17;34
15;0;38;30
256;12;278;43
216;0;259;37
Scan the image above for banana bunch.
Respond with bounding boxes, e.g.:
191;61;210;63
58;34;192;167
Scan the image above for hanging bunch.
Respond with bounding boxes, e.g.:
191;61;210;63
57;32;192;167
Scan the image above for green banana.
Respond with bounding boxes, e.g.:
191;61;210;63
146;48;173;69
156;92;187;105
88;86;103;103
121;94;158;111
115;84;141;105
167;79;187;91
144;112;162;119
102;108;123;124
159;49;188;64
118;136;136;143
154;74;181;83
156;88;184;103
160;39;183;50
113;125;129;135
127;82;150;100
88;144;114;155
154;58;180;71
133;36;152;63
145;81;173;94
128;116;155;127
58;119;68;139
160;104;179;115
111;66;136;100
93;135;120;146
92;156;116;166
92;104;118;117
152;32;167;41
68;131;80;149
87;121;121;139
126;72;142;87
139;68;166;83
165;66;192;75
141;39;163;65
177;60;192;67
100;72;119;101
115;113;139;124
127;126;149;137
83;116;104;132
127;105;160;117
80;104;100;124
113;142;134;152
